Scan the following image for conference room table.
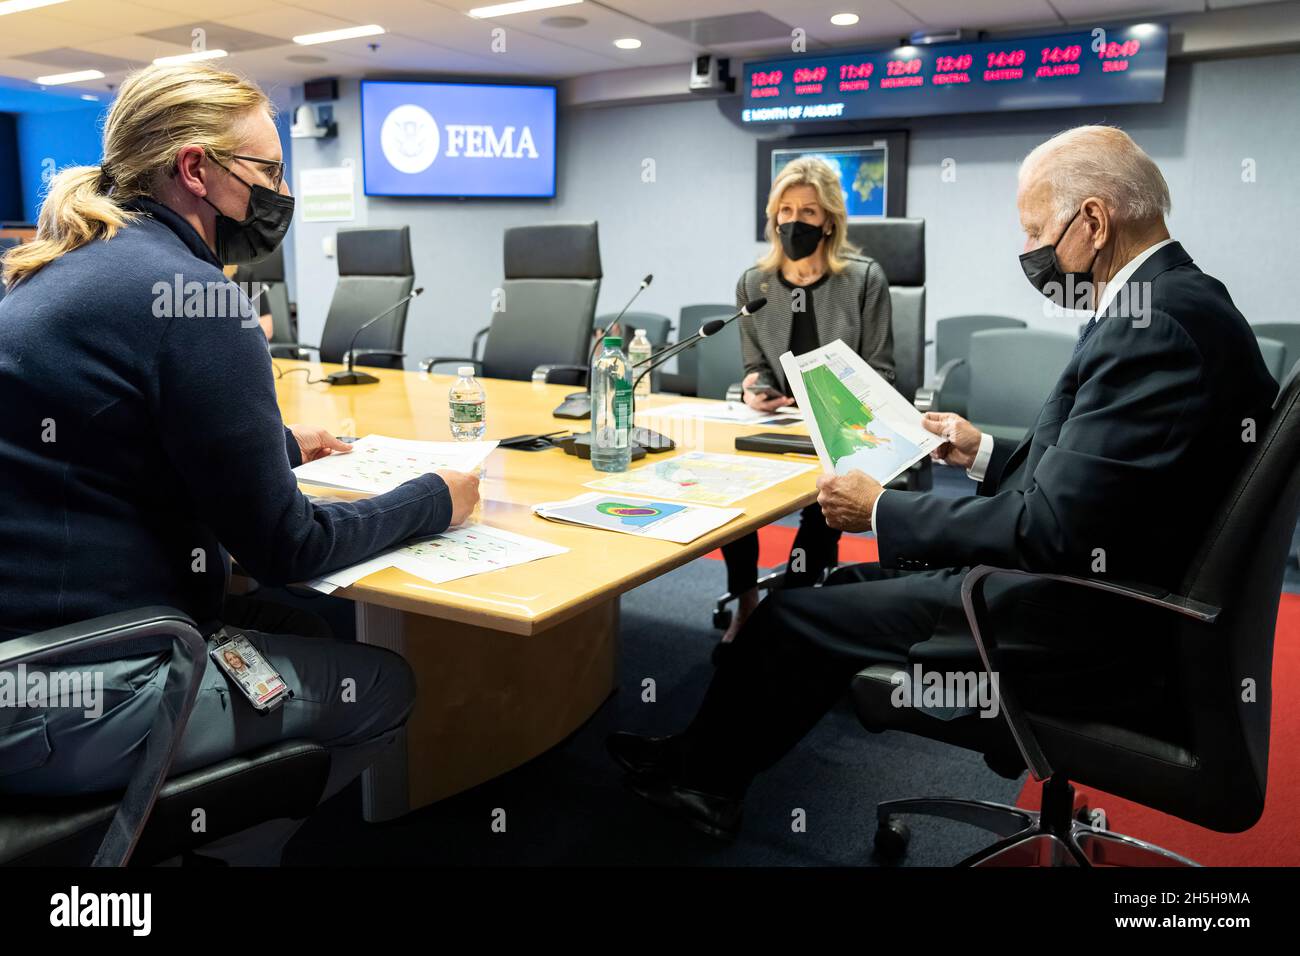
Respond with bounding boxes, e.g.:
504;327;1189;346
274;358;821;821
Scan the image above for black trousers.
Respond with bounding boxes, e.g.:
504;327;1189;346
674;562;1180;798
720;502;842;594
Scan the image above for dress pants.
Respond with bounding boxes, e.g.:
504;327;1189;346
720;502;842;594
673;562;1180;798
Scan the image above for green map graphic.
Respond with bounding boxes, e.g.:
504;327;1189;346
801;364;892;465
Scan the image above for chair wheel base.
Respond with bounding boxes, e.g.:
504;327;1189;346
873;818;910;862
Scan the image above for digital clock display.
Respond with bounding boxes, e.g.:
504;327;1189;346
742;23;1166;124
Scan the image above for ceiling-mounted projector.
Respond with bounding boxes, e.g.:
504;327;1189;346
290;103;336;139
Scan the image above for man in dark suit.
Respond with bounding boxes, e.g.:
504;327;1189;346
608;125;1278;841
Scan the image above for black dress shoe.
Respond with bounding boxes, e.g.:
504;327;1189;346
606;732;679;777
625;775;743;842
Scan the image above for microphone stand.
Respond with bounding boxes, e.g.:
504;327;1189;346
327;287;424;386
555;274;653;418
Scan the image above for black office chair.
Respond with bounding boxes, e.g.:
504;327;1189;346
422;221;602;384
0;608;330;866
851;367;1300;866
276;226;414;370
661;304;733;396
0;237;20;305
918;315;1029;417
233;244;297;357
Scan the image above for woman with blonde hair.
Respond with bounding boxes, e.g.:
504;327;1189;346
716;156;895;651
0;64;477;856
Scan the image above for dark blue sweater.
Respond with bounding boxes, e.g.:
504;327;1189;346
0;198;451;638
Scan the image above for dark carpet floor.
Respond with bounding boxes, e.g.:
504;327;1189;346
284;463;1031;866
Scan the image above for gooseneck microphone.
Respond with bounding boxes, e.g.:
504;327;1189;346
630;297;767;393
327;287;425;386
554;273;654;418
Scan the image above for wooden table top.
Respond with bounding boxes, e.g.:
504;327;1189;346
275;359;819;635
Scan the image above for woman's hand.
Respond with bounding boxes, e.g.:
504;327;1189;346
289;424;353;463
435;469;481;527
741;371;794;413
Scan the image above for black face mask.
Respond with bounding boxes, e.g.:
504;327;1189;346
203;164;294;266
777;220;827;262
1018;208;1100;309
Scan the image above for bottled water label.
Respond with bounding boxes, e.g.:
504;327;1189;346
450;401;485;424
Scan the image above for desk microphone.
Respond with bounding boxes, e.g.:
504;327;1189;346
554;274;653;418
327;287;424;386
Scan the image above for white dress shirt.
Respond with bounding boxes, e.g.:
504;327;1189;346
869;238;1177;534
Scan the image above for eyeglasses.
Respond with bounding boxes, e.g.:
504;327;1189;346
229;154;285;191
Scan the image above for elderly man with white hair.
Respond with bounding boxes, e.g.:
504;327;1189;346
608;125;1277;842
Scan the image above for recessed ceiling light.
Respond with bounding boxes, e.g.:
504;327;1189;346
470;0;582;20
153;49;228;66
35;69;105;85
0;0;71;16
614;38;641;50
294;24;385;46
830;13;859;27
541;15;587;28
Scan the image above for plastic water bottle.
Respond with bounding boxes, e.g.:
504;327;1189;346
449;366;486;441
629;328;652;399
591;336;632;473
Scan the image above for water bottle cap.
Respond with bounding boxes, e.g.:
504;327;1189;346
635;328;647;337
603;336;622;348
458;366;475;377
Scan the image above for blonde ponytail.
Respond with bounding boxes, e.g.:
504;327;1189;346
1;62;270;289
2;166;135;288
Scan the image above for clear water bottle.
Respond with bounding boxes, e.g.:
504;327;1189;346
449;366;486;441
628;328;652;399
591;336;632;473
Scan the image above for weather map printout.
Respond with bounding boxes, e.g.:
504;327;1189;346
780;339;942;483
306;525;567;593
583;451;815;507
293;434;497;494
534;492;742;544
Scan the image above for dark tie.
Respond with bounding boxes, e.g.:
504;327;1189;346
1074;316;1098;355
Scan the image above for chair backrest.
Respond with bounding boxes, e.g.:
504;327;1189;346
1252;324;1300;380
966;329;1074;435
318;226;414;368
847;218;926;406
598;311;673;350
0;237;19;305
935;315;1028;416
695;318;746;401
1255;336;1287;383
233;245;294;344
480;221;602;381
671;304;733;396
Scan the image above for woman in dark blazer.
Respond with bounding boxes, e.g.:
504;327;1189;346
719;156;895;647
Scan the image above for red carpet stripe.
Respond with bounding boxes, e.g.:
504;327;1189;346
704;525;879;568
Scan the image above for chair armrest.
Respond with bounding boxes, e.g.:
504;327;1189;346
421;356;480;374
269;342;319;354
725;382;744;402
471;327;490;362
959;566;1220;782
534;363;589;386
0;607;207;867
915;357;966;412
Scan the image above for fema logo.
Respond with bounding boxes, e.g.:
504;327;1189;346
381;104;439;174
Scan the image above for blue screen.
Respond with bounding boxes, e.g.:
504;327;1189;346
743;23;1167;125
360;81;556;198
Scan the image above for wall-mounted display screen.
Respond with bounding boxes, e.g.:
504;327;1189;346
360;80;557;198
742;23;1167;125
